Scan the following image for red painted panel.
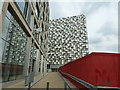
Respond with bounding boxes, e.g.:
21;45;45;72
59;52;120;88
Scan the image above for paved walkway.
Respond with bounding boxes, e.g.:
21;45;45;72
32;72;65;88
4;72;77;89
5;73;45;88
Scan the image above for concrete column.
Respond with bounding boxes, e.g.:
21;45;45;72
44;60;47;74
0;1;4;88
23;37;32;76
30;15;34;31
46;61;47;72
34;50;40;75
40;55;43;73
0;2;4;14
0;2;8;61
46;61;47;73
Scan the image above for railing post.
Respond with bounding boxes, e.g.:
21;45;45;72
28;82;31;90
46;82;49;90
64;82;67;90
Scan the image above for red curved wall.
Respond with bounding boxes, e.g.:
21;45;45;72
59;52;120;88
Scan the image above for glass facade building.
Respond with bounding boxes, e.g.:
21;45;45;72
1;1;49;82
2;11;27;81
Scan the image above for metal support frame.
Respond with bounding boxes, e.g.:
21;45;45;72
8;1;46;58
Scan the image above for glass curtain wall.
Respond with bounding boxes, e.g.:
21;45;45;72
2;10;27;82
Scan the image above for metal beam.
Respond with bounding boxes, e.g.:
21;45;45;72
8;1;46;58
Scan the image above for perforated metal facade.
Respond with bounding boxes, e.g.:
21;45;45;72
48;15;89;65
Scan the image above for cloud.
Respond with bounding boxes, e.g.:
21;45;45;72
50;2;81;19
87;2;118;53
50;2;113;19
50;2;118;53
97;22;117;36
90;36;102;45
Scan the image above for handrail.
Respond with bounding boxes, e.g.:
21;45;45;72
58;71;77;90
59;70;120;90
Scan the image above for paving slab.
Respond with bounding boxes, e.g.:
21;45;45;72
32;72;65;88
5;73;45;88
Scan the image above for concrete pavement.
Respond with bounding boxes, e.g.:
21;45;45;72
32;72;65;88
3;72;77;89
5;73;45;88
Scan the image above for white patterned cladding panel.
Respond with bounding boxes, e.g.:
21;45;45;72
48;14;89;65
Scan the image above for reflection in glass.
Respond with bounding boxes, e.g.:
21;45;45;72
2;10;27;82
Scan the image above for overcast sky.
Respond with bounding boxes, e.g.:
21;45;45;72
49;1;118;53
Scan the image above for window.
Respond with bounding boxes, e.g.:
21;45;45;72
16;1;25;13
26;4;32;24
23;2;28;18
2;10;27;82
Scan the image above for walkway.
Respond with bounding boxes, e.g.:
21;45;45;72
4;72;76;89
5;73;45;88
32;72;64;88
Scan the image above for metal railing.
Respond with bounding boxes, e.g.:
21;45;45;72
58;71;78;90
59;70;120;90
25;73;48;90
